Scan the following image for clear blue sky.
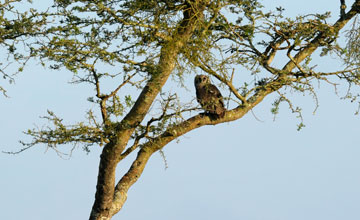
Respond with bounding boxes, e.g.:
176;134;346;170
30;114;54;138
1;1;360;219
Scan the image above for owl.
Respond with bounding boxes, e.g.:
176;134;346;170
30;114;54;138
194;75;226;118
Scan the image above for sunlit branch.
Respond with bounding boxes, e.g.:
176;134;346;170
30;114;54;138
196;56;247;104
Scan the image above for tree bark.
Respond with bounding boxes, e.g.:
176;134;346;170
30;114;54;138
89;1;207;219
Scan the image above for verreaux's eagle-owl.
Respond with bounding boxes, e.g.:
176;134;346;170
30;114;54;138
194;75;226;118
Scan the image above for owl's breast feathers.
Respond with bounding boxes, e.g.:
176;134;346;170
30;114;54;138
196;84;226;118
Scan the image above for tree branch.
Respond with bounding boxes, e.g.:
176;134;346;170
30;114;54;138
109;72;288;215
282;0;360;73
90;1;208;219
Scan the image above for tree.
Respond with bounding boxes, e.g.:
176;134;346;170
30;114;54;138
4;0;360;219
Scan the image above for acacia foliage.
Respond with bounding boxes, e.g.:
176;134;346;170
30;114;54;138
4;0;360;219
0;0;49;96
19;0;360;149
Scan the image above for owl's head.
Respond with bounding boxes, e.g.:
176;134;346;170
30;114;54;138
194;75;210;88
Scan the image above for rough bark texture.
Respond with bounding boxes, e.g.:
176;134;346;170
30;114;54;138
89;1;207;219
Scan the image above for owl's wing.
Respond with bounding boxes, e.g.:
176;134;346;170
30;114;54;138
207;84;221;96
207;84;225;107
